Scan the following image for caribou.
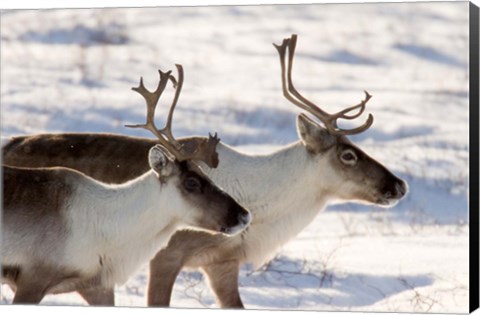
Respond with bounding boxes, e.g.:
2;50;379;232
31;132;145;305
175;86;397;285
2;35;407;307
1;66;251;304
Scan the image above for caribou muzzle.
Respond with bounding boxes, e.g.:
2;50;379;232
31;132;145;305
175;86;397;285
220;203;252;236
377;176;408;206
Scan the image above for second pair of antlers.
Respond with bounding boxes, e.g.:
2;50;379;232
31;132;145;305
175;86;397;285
127;34;374;166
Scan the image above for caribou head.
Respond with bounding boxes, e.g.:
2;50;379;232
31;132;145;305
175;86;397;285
274;35;407;207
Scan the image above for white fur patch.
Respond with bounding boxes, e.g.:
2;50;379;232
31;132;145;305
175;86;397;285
200;141;337;268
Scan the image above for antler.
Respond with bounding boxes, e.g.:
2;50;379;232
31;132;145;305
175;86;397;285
126;66;220;168
273;34;374;136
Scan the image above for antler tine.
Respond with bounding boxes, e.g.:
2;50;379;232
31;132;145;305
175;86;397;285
328;91;374;135
273;37;317;116
126;67;221;168
333;91;371;119
162;65;221;168
126;69;171;130
274;35;332;120
126;69;184;157
285;35;332;120
156;64;183;146
274;34;374;136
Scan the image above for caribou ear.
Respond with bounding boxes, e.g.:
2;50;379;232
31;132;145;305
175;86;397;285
148;145;177;178
296;114;336;153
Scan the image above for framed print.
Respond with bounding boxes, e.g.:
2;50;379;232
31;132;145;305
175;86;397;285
1;1;479;314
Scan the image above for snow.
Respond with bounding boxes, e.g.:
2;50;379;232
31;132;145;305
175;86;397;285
0;2;471;313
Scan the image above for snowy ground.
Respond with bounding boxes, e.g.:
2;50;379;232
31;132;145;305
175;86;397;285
0;2;471;313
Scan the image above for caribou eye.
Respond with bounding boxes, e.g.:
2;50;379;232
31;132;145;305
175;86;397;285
183;176;202;193
340;149;357;165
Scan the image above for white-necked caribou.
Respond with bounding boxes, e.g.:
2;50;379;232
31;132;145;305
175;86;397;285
1;66;251;304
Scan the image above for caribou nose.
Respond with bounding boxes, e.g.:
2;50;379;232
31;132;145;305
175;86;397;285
394;180;408;198
221;205;251;235
228;202;251;226
382;179;408;201
239;210;252;226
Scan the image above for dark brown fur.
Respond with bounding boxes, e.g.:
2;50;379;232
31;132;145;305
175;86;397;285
3;134;157;184
2;166;75;248
3;166;74;213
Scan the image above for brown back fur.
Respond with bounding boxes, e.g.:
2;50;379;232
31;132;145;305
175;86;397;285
3;134;157;183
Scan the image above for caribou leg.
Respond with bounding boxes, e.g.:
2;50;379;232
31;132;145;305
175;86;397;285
78;287;115;306
202;261;244;308
12;272;48;304
148;247;184;306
